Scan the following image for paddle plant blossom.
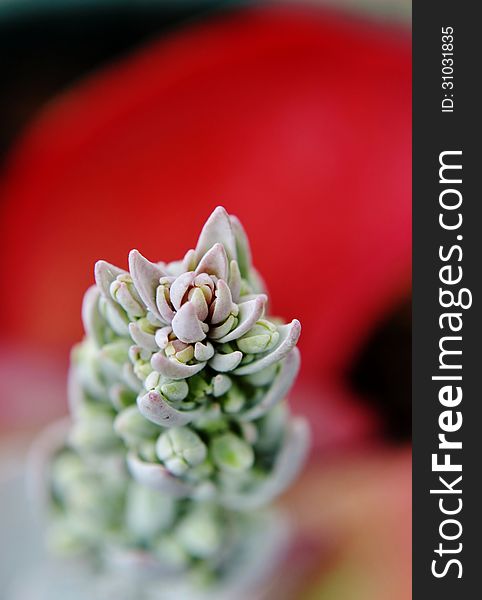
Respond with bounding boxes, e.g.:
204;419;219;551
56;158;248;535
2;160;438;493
45;206;309;582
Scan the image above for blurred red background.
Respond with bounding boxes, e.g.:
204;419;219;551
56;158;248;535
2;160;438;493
0;5;410;443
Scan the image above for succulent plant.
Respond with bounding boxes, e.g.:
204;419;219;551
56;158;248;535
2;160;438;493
46;206;309;587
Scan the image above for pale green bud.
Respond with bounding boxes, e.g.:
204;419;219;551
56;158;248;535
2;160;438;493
188;374;212;401
183;459;214;484
125;483;176;542
236;320;279;354
153;535;189;570
137;316;157;334
211;432;254;473
176;345;195;364
165;340;194;363
218;465;264;494
160;379;189;402
211;374;232;397
129;345;151;363
69;410;119;454
101;339;131;365
51;451;86;499
113;406;161;447
156;428;207;476
135;361;153;381
144;370;160;390
138;439;158;463
191;481;217;502
221;385;245;414
129;345;153;381
175;505;222;559
194;404;227;434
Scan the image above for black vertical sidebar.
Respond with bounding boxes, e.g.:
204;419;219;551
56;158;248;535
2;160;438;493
413;2;481;597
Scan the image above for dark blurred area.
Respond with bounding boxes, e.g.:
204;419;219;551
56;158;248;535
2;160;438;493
0;2;234;166
350;298;411;441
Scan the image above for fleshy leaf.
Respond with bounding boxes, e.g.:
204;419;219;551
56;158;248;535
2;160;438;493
129;249;166;320
171;302;207;344
122;363;143;393
126;452;194;496
169;272;195;311
195;243;229;281
189;287;209;321
182;248;197;272
211;374;232;397
195;206;237;262
67;365;87;417
154;326;172;350
211;432;254;473
209;315;237;340
233;320;301;375
110;277;145;318
156;285;176;323
221;417;310;509
137;390;199;427
81;286;104;346
240;348;300;421
160;380;189;402
125;482;176;539
229;215;252;278
228;260;242;303
102;298;130;336
151;351;206;380
217;295;266;343
156;428;207;475
129;322;158;351
210;279;233;325
94;260;126;297
194;341;215;362
209;351;243;372
114;405;161;445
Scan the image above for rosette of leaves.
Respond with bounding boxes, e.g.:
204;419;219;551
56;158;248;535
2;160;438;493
68;207;308;508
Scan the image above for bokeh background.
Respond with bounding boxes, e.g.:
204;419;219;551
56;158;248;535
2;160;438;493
0;1;411;598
